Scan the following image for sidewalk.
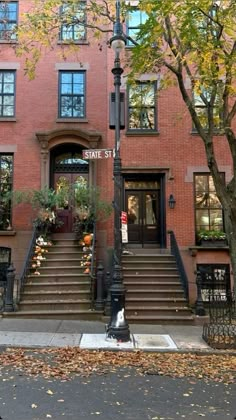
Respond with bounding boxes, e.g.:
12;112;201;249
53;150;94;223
0;318;218;352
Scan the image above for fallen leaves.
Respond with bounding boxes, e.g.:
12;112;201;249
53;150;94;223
0;348;234;384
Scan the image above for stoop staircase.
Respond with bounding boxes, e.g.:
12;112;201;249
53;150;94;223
122;251;194;324
14;234;102;320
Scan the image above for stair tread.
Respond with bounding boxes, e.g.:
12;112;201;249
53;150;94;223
25;281;90;286
20;299;91;304
10;309;102;314
126;306;190;310
23;290;89;295
124;282;183;285
127;315;194;320
28;273;90;278
126;297;186;301
124;275;180;278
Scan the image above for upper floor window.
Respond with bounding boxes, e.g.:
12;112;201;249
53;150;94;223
192;85;222;132
0;1;18;41
126;7;147;46
0;71;16;117
194;173;224;238
60;1;86;42
195;3;219;40
59;71;86;118
0;154;13;230
128;81;156;131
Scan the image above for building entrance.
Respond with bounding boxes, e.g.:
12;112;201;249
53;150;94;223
124;176;165;247
51;144;89;233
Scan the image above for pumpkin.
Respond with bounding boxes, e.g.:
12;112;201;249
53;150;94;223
83;234;92;246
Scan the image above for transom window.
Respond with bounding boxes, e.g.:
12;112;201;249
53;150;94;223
194;174;224;237
0;1;18;40
60;1;86;41
0;71;15;117
126;8;147;46
128;81;156;131
59;71;85;118
0;154;13;230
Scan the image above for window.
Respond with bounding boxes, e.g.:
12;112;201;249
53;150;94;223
193;86;222;131
128;81;156;131
126;8;147;46
197;264;230;302
59;71;85;118
194;4;219;40
60;1;86;41
0;71;16;117
0;154;13;230
194;174;224;236
0;1;18;41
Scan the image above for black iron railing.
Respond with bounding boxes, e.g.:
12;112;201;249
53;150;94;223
202;290;236;349
18;227;39;301
168;230;189;301
89;222;96;309
0;246;11;310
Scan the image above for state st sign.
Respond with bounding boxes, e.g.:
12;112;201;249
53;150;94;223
82;149;114;159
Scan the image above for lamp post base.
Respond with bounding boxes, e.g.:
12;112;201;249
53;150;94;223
106;264;131;342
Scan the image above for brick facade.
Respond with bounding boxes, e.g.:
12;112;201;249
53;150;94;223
0;1;233;303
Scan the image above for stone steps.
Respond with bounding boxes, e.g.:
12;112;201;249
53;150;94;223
123;251;194;324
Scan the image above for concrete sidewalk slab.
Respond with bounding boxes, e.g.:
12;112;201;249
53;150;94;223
80;333;134;350
134;334;177;350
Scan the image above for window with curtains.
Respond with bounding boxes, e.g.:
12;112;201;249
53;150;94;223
194;173;224;236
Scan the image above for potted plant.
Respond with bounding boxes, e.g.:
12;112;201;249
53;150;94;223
10;186;67;235
73;183;112;241
197;229;227;246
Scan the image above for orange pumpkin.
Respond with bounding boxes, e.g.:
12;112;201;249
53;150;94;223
83;234;92;246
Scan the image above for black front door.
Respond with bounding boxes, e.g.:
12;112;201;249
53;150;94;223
126;190;160;245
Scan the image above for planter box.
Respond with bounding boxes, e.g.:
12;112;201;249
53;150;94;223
200;239;227;247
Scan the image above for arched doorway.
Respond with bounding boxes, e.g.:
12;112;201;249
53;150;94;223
50;144;89;233
36;128;102;233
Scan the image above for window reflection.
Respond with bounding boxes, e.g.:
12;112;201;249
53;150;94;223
127;195;139;225
195;174;223;232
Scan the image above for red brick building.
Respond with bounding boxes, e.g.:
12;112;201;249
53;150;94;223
0;1;233;319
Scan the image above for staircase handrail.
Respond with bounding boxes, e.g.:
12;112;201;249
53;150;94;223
89;222;96;309
167;230;189;301
18;226;38;300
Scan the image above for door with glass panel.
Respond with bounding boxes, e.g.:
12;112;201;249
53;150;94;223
125;189;160;245
54;173;88;233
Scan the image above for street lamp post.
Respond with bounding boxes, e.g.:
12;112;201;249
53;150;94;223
106;0;130;342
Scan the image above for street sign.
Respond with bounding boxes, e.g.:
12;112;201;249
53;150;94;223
82;149;114;159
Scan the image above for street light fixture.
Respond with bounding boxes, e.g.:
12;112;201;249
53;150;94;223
106;0;130;342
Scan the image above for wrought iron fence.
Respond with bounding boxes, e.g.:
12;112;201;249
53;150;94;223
202;290;236;349
0;247;11;311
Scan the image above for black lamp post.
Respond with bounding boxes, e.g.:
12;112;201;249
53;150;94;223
106;0;130;342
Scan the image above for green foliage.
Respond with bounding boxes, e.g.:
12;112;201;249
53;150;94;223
10;186;68;210
197;229;227;241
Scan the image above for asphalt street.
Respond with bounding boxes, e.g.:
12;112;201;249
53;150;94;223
0;366;235;420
